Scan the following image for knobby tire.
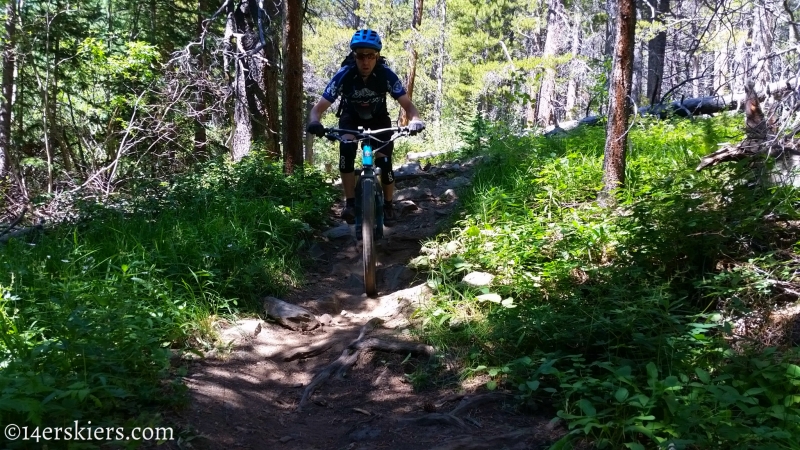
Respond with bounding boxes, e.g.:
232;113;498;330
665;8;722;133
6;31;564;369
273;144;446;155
361;177;377;296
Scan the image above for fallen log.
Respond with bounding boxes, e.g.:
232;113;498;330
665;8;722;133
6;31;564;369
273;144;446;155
640;76;799;118
262;296;320;331
544;76;799;137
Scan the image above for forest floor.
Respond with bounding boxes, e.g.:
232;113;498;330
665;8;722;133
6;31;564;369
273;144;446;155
156;159;578;450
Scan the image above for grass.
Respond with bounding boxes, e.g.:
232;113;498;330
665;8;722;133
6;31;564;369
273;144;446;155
0;153;337;446
413;115;800;449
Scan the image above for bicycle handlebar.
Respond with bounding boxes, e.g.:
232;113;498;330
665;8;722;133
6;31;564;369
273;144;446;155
323;126;418;144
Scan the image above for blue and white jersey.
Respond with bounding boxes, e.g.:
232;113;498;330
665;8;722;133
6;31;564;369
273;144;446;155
322;64;406;119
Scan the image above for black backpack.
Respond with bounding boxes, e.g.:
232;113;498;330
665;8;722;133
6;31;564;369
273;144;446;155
335;53;390;118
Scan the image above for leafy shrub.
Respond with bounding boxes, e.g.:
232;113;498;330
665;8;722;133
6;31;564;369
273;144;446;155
414;116;800;449
0;154;336;445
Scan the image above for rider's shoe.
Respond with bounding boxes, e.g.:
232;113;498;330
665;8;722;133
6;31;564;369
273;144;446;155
341;206;356;224
383;205;397;226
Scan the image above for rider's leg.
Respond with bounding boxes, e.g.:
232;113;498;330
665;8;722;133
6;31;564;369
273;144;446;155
339;137;357;223
338;114;361;217
374;154;394;201
374;138;396;223
373;115;395;204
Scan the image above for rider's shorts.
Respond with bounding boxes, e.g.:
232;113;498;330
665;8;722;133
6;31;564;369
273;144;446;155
338;114;394;173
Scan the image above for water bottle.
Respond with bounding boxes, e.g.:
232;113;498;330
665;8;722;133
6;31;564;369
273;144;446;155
363;144;373;166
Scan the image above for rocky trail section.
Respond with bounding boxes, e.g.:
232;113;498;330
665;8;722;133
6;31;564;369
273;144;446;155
161;156;570;450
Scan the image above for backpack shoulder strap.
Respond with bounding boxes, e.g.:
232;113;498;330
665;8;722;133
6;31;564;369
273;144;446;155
341;53;356;68
336;54;358;117
374;57;389;93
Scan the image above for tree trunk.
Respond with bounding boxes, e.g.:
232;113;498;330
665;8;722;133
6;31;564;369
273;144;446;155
0;0;17;177
713;21;730;94
282;0;303;174
433;0;445;125
604;0;617;59
632;37;643;105
537;0;562;127
262;0;281;160
734;2;754;85
228;8;251;161
193;0;209;158
783;0;800;43
600;0;636;203
750;2;775;87
400;0;423;126
150;0;157;41
304;94;314;166
564;8;581;120
229;0;269;162
51;31;73;174
646;0;669;104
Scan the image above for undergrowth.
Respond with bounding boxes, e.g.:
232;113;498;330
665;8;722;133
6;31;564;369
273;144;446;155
413;115;800;449
0;153;337;447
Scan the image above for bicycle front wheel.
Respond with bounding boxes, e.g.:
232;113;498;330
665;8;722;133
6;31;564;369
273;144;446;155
361;177;377;296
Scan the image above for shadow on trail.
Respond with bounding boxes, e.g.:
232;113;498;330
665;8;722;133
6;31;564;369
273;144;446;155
159;225;561;449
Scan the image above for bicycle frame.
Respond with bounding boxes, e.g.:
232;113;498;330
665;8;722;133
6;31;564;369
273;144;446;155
354;135;385;239
325;125;410;239
323;126;414;296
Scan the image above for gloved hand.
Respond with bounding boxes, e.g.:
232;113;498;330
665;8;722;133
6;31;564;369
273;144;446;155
306;121;325;138
408;119;426;136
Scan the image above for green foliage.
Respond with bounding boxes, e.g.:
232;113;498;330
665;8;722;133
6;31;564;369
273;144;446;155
414;116;800;448
0;155;336;443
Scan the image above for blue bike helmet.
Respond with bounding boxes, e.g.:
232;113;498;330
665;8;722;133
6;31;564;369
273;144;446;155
350;29;382;51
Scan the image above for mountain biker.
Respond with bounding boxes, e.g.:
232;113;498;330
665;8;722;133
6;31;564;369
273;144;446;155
306;29;425;225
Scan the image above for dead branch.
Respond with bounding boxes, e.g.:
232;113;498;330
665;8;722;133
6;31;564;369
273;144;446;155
0;206;26;236
696;137;799;171
771;280;800;298
0;207;43;244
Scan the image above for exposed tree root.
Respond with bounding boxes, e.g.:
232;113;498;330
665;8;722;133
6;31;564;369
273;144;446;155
429;428;537;450
350;337;435;356
398;392;513;429
297;318;435;411
281;340;334;362
398;413;467;428
449;392;511;417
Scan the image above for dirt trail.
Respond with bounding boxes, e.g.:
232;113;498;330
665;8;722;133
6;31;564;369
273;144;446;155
161;160;568;450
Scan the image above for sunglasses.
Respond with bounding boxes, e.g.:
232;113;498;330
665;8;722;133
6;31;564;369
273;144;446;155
355;53;378;61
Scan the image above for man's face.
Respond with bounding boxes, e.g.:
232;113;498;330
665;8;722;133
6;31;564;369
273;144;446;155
353;49;379;76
